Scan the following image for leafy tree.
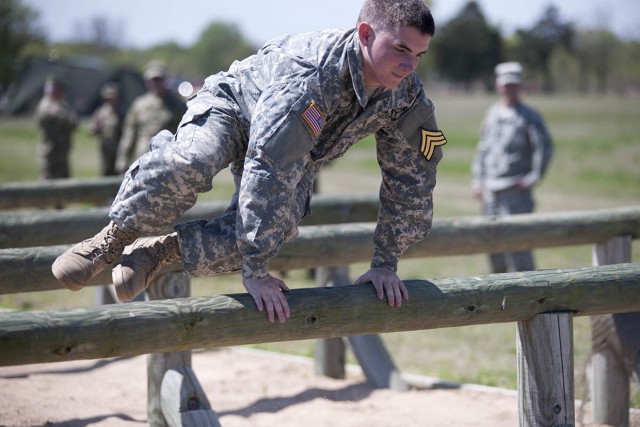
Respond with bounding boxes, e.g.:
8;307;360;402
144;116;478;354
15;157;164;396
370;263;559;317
431;1;502;91
0;0;44;91
512;5;573;93
188;22;256;77
573;29;619;94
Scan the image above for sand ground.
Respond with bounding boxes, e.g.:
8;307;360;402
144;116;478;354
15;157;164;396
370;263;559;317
0;347;637;427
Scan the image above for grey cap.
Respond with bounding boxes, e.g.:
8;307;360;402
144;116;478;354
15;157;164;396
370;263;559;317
495;61;523;85
100;82;119;99
143;61;167;80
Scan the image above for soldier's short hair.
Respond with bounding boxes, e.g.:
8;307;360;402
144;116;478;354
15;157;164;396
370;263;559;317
357;0;435;36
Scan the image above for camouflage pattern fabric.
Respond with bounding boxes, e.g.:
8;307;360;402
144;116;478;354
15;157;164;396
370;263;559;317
34;96;77;179
90;102;122;176
472;102;552;192
110;28;444;279
115;91;186;171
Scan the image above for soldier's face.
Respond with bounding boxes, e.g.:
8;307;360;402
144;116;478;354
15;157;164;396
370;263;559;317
359;23;431;90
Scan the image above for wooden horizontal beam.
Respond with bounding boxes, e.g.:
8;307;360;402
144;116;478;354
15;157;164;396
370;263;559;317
0;176;123;209
1;207;639;295
0;193;379;249
0;263;639;367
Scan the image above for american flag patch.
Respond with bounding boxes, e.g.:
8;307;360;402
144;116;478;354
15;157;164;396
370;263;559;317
301;101;325;137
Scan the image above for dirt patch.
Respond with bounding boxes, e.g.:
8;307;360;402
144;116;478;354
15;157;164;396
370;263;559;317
2;347;631;427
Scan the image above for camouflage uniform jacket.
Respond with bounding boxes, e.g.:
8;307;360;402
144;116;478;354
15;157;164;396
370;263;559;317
34;96;77;178
191;28;445;277
116;90;186;171
90;102;122;175
472;101;553;192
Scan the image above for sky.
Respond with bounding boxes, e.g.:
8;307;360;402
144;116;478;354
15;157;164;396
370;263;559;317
23;0;640;49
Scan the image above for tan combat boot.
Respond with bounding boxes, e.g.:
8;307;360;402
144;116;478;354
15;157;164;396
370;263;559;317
52;221;138;291
113;233;182;302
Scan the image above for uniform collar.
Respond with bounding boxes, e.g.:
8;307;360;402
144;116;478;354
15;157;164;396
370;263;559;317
347;31;372;108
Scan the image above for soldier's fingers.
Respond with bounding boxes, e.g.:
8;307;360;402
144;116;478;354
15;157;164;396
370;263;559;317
399;280;409;300
371;281;384;300
278;293;291;320
383;281;399;307
264;299;276;323
253;295;264;313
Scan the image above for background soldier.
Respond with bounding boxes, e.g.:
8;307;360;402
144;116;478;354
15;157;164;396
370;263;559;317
90;82;123;176
115;61;186;172
471;61;554;273
34;77;77;179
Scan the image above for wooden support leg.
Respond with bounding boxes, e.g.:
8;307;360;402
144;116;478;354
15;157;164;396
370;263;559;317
590;235;634;426
314;265;409;390
587;342;630;427
314;266;348;379
147;272;193;427
161;367;221;427
517;312;575;427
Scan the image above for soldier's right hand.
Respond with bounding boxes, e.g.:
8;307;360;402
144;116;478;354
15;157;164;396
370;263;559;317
242;274;291;323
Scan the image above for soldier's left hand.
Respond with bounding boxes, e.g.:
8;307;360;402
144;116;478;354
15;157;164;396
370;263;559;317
354;268;409;307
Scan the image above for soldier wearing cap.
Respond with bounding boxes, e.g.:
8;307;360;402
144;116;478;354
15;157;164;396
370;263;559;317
472;61;554;273
115;61;187;172
34;77;78;179
90;82;123;176
52;0;446;323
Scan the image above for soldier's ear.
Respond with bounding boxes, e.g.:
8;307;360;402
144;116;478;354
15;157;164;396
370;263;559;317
357;22;375;47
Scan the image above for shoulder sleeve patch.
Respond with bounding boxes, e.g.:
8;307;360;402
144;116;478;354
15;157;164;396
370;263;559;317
301;101;325;138
420;129;447;161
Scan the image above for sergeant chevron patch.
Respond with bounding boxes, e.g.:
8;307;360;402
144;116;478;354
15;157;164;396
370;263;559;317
420;129;447;160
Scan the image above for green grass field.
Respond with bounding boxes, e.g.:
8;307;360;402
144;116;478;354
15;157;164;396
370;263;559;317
1;93;639;404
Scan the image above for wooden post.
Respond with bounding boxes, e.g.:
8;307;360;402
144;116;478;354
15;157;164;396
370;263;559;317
314;265;409;390
589;235;633;426
517;312;575;427
161;367;221;427
147;272;193;427
314;266;347;379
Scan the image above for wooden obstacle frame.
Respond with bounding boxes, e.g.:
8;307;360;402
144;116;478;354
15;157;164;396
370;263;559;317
0;178;639;426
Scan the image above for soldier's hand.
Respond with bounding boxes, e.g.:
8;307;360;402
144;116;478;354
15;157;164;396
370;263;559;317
242;274;290;323
354;268;408;307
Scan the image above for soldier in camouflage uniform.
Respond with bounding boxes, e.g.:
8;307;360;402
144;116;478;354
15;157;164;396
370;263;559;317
52;0;446;323
472;62;553;273
90;83;123;176
34;77;78;179
115;61;186;173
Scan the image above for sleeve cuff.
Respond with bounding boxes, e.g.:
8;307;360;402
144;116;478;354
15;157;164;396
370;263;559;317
242;257;270;279
371;249;398;273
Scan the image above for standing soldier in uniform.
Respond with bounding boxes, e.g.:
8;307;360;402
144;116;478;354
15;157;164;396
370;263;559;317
52;0;446;323
471;61;553;273
90;82;123;176
34;77;78;179
115;61;187;173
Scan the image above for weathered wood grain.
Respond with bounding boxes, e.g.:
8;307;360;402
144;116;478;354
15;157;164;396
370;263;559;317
1;206;639;294
0;193;379;248
1;263;639;367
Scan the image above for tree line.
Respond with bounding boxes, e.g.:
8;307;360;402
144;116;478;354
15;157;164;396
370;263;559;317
2;0;639;96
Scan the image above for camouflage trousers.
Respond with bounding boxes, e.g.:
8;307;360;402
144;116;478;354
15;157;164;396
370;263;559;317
482;185;535;272
39;141;70;179
109;88;310;277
